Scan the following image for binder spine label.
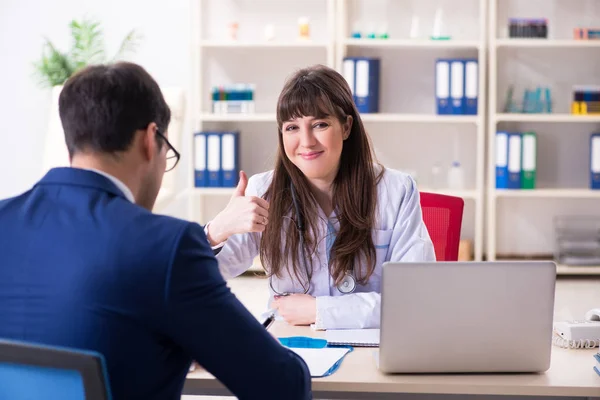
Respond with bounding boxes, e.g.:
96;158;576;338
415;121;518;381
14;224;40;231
521;132;537;189
496;132;508;189
436;60;450;115
342;59;355;95
508;133;522;189
592;134;600;189
450;60;464;113
194;133;207;187
207;134;221;187
465;60;478;115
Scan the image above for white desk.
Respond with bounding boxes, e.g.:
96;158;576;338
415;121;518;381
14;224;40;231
183;323;600;399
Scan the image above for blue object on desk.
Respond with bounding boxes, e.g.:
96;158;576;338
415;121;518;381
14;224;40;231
321;347;353;378
278;337;327;349
279;337;354;378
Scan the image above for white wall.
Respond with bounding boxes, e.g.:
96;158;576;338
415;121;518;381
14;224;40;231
0;0;191;199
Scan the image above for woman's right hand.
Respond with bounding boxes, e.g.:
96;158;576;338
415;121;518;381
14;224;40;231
205;171;270;246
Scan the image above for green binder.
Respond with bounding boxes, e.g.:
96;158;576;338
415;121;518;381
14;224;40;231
521;131;537;189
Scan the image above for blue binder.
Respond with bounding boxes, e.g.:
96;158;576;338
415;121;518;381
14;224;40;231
220;131;240;187
206;132;222;187
342;58;355;99
435;59;451;114
450;59;465;115
495;131;509;189
507;132;522;189
591;133;600;190
193;132;208;187
344;57;380;113
464;59;478;115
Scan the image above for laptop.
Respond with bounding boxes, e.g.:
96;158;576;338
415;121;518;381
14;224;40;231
379;261;556;373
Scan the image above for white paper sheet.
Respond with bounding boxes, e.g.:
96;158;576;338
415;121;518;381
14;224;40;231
287;347;350;377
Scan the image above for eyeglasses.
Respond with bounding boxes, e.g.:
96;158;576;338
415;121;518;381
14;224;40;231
156;129;180;172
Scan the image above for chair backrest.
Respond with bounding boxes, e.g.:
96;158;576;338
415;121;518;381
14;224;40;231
0;339;111;400
419;192;464;261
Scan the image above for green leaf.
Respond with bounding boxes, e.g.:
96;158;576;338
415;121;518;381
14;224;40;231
69;18;106;70
111;29;143;62
32;18;142;88
32;38;75;87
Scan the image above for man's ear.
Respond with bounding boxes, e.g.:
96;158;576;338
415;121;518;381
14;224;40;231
343;115;353;140
141;122;158;161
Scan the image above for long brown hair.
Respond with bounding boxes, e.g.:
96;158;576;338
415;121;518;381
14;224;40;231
260;64;383;289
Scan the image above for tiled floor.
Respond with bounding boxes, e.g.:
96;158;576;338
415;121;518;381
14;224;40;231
183;274;600;399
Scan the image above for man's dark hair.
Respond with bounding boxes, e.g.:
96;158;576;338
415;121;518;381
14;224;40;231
59;62;171;157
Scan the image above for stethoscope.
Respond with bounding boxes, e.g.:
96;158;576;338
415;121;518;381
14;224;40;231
268;182;357;296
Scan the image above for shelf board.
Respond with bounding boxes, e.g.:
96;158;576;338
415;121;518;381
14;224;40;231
200;113;275;122
495;113;600;123
497;259;600;276
494;189;600;198
201;40;328;49
193;188;235;196
419;188;479;200
200;113;479;124
193;187;479;200
343;38;480;49
361;114;479;123
495;39;600;48
556;264;600;276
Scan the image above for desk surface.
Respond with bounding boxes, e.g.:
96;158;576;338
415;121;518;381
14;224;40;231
184;323;600;398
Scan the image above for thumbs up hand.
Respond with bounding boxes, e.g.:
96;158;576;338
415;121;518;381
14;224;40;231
205;171;270;246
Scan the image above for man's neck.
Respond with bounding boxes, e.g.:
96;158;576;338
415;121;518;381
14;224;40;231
71;155;138;201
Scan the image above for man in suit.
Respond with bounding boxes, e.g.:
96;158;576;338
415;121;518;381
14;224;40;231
0;62;311;400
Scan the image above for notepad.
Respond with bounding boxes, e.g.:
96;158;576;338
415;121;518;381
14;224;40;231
326;329;380;347
288;347;351;377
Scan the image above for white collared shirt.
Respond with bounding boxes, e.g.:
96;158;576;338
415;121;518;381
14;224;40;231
214;167;436;330
84;168;135;203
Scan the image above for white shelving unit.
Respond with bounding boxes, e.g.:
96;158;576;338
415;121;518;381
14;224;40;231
200;40;330;49
335;0;487;261
496;38;600;48
360;114;479;124
495;189;600;199
188;0;600;272
486;0;600;275
189;0;337;223
343;38;481;49
496;114;600;123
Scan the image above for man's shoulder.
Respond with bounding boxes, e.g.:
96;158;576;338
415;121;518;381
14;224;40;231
118;203;196;244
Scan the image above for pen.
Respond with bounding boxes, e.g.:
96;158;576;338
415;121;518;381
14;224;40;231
262;312;275;330
261;308;277;330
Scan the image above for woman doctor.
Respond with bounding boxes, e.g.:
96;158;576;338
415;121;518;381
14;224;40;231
205;65;435;330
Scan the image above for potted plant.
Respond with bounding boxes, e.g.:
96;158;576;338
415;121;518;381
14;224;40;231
34;18;142;87
34;18;142;170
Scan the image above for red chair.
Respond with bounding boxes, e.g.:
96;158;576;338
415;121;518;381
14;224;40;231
419;192;464;261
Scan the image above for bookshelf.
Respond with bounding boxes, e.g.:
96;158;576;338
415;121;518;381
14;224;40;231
486;0;600;275
188;0;488;264
187;0;600;273
335;0;487;261
188;0;337;222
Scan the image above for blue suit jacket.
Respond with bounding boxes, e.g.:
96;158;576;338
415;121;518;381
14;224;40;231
0;168;311;400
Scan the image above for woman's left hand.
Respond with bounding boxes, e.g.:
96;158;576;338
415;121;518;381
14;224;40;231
272;294;316;326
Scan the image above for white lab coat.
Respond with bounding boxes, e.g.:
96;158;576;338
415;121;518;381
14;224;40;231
215;167;436;329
